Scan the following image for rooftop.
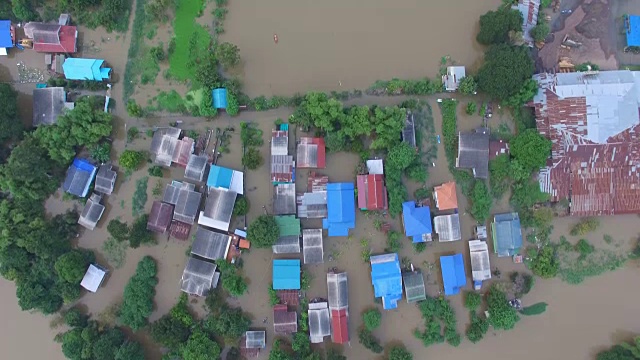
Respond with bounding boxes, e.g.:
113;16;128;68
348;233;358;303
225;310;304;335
402;112;417;148
403;271;426;303
457;128;490;179
191;226;231;260
0;20;13;49
271;129;289;156
180;257;218;296
492;212;523;257
322;183;356;237
198;187;237;231
24;23;77;53
273;259;301;290
32;87;72;126
94;165;117;195
302;229;324;264
370;253;402;310
271;155;295;184
297;191;328;219
442;66;466;91
80;264;107;293
512;0;540;46
78;193;105;231
331;308;349;344
402;201;432;243
273;304;298;333
327;272;348;310
276;290;300;306
440;253;466;296
434;182;458;211
172;183;202;225
150;127;181;167
273;183;297;215
469;240;491;282
147;201;174;233
434;214;462;242
627;15;640;47
212;88;227;109
63;158;97;198
184;154;209;182
62;58;111;81
207;165;244;195
297;137;326;168
308;302;331;343
170;220;192;240
356;174;387;211
489;140;510;160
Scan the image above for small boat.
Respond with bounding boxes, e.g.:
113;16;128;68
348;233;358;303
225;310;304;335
273;34;278;44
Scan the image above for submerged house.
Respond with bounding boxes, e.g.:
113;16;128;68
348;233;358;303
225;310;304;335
297;137;326;169
198;187;236;231
180;257;220;296
23;22;77;53
323;183;356;237
271;127;295;183
184;154;209;182
273;183;297;215
78;193;105;231
442;66;466;92
80;264;107;293
212;88;228;109
433;182;458;211
164;181;202;225
302;229;324;264
63;158;97;198
370;253;402;310
150;127;193;167
327;272;349;344
0;20;14;55
32;87;74;126
356;174;387;211
512;0;540;47
273;259;301;290
273;304;298;333
273;215;301;254
492;212;523;257
402;201;432;243
440;254;466;296
147;201;174;233
434;214;461;242
62;58;111;81
469;240;491;289
402;271;426;303
626;15;640;48
240;331;266;359
457;128;490;179
298;172;328;219
402;112;417;148
208;165;244;194
191;226;232;261
94;165;117;195
308;302;331;344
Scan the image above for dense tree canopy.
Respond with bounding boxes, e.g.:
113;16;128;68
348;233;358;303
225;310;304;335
458;76;478;95
0;84;22;143
215;42;241;70
54;250;91;284
362;308;382;331
118;150;145;171
150;295;193;349
182;330;221;360
60;319;146;360
119;256;158;331
129;215;155;248
510;129;552;171
247;215;279;248
469;181;492;223
476;9;523;45
388;345;413;360
486;286;520;330
477;44;534;102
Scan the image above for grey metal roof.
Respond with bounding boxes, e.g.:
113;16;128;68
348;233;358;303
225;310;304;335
302;229;324;264
402;271;426;303
174;185;202;224
32;87;68;126
469;240;491;281
327;272;348;310
443;66;466;91
273;183;296;215
78;193;105;230
366;159;384;175
80;264;107;293
308;302;331;343
198;187;237;231
192;226;231;260
63;162;94;197
94;165;117;195
24;23;61;43
185;154;208;182
434;214;462;242
271;132;289;156
147;201;174;233
180;257;218;296
297;192;328;218
245;331;266;349
512;0;540;45
402;112;416;148
150;127;181;166
272;236;301;254
493;212;523;257
457;128;490;178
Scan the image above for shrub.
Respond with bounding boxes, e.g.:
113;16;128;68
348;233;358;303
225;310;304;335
388;345;413;360
119;150;146;171
300;270;312;291
246;215;279;248
268;284;279;306
386;231;402;253
148;166;163;177
127;127;139;143
107;219;130;242
520;302;547;316
358;328;383;354
129;215;156;248
465;311;489;343
575;239;595;259
102;237;128;269
464;291;482;311
465;102;477;115
132;177;148;217
232;197;249;216
570;218;599;236
242;148;263;170
362;308;382;331
530;23;550;42
458;76;477;95
486;286;520;330
119;256;158;331
127;100;145;118
91;143;111;163
470;181;492;223
528;245;558;278
575;62;600;72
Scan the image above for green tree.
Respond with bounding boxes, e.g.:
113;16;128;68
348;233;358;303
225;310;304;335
502;78;538;107
182;330;221;360
597;345;636;360
470;181;492;223
64;307;89;328
486;286;520;330
292;332;311;357
107;219;130;242
358;328;383;353
91;143;111;163
54;250;90;284
529;245;558;278
242;147;263;170
11;0;38;21
510;129;551;171
226;92;240;116
530;23;550;42
126;100;145;118
92;327;126;360
150;295;193;349
0;84;22;143
466;311;489;343
215;42;241;69
458;76;478;95
269;339;294;360
129;215;155;248
362;308;382;331
370;106;406;150
16;276;63;314
464;291;482;311
148;165;163;177
570;218;599;236
477;44;535;102
119;256;158;331
298;92;344;132
204;305;250;339
489;154;511;199
466;102;477;115
195;55;221;89
118;150;145;171
341;105;373;138
327;349;347;360
477;9;523;45
247;215;279;248
388;345;413;360
115;341;145;360
232;196;249;216
387;141;417;171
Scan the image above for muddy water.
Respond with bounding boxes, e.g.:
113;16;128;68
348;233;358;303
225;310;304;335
221;0;502;96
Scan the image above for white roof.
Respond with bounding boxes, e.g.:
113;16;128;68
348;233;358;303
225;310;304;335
308;302;331;343
434;214;462;242
469;240;491;282
327;272;348;310
302;229;324;264
80;264;107;293
198;187;237;231
366;159;384;175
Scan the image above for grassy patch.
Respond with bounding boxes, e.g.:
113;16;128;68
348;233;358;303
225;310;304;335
123;0;148;101
557;238;627;284
148;90;187;113
132;176;149;217
169;0;212;80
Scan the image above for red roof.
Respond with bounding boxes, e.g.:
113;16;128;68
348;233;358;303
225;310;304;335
273;305;297;333
172;137;194;167
169;220;191;240
33;25;77;53
489;140;510;160
307;172;329;192
239;335;260;358
356;174;387;210
331;309;349;344
297;137;326;168
148;201;174;233
276;290;299;306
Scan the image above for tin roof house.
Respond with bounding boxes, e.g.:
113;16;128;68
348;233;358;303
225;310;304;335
532;71;640;216
442;66;466;92
274;304;298;333
402;201;432;243
402;271;426;303
273;259;301;290
147;201;174;233
32;87;74;126
469;240;491;286
434;214;461;242
164;181;202;225
62;58;111;81
240;331;266;358
323;183;356;237
207;165;244;194
297;137;326;168
356;174;387;211
191;226;232;261
273;183;297;215
94;165;117;195
302;229;324;264
626;15;640;47
512;0;540;47
298;172;328;218
370;253;402;310
184;154;209;182
273;215;301;254
492;212;523;257
198;187;236;231
327;272;349;344
80;264;108;293
0;20;14;55
150;127;194;167
23;22;77;53
440;254;467;296
308;302;331;343
212;88;228;109
63;158;97;198
78;193;105;230
180;257;219;296
457;128;490;179
433;182;458;211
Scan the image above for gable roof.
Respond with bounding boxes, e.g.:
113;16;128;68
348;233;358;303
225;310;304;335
185;154;209;181
147;201;174;233
63;158;97;198
492;212;523;257
302;229;324;264
151;128;181;166
271;155;295;184
327;272;348;310
434;214;462;242
192;227;231;260
62;58;110;81
402;201;432;243
323;183;356;237
199;187;236;231
170;220;192;240
440;254;467;296
457;129;490;179
308;302;331;343
297;192;328;219
370;253;402;310
78;193;105;230
212;88;227;109
80;264;107;293
172;137;194;167
330;308;349;344
443;66;466;91
403;271;426;303
207;165;244;194
271;129;289;156
0;21;13;49
628;15;640;47
273;183;297;215
275;215;300;237
356;174;387;210
273;259;300;290
24;23;77;53
273;304;298;333
180;257;218;296
94;165;117;195
32;87;71;126
297;137;326;168
434;182;458;210
469;240;491;282
173;183;202;224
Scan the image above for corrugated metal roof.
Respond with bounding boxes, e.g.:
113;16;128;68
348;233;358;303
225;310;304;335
309;302;331;343
302;229;323;264
327;272;348;310
273;184;296;215
62;58;109;81
271;130;289;156
78;194;104;231
469;240;491;282
297;192;328;218
192;226;231;260
271;155;295;183
443;66;466;91
492;213;523;257
245;331;266;349
402;112;416;148
512;0;540;46
174;184;202;224
330;308;349;344
440;254;466;296
273;305;297;333
172;137;194;167
198;187;236;231
366;159;384;175
32;87;68;126
185;154;208;182
357;174;387;210
297;137;326;168
370;253;402;310
323;183;356;237
457;129;490;179
402;201;432;243
63;158;97;198
94;165;117;195
80;264;107;293
272;236;301;254
272;259;300;290
180;257;217;296
147;201;174;233
434;214;461;242
402;271;426;303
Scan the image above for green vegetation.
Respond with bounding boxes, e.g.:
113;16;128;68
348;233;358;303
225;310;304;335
132;177;148;217
119;150;146;172
570;218;599;236
215;42;241;70
530;22;550;42
107;219;130;242
127;126;139;143
458;76;478;95
465;102;477;115
489;154;511;199
528;245;559;278
129;215;156;248
388;345;413;360
486;286;519;330
466;311;490;343
216;261;248;297
170;0;212;80
59;320;145;360
268;284;280;306
596;336;640;360
232;197;249;216
367;77;441;96
477;44;535;105
510;129;552;171
362;308;382;331
0;84;23;144
242;147;263;170
385;230;403;253
476;8;523;45
102;237;128;269
203;303;250;339
300;270;312;291
54;250;91;284
240;122;264;147
127;100;145;118
247;215;279;248
119;256;158;331
557;239;627;285
358;328;384;354
520;302;548;316
414;297;460;348
17;0;133;32
91;143;111;164
269;339;294;360
575;239;595;259
123;0;150;101
470;181;492;223
151;90;187;113
148;165;163;177
464;291;482;311
291;332;312;357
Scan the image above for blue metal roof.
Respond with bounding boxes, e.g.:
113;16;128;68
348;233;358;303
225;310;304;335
207;165;233;189
322;183;356;237
627;15;640;47
212;88;228;109
370;253;402;310
0;21;13;49
402;201;432;243
440;254;467;296
62;158;97;198
272;259;300;290
62;58;110;81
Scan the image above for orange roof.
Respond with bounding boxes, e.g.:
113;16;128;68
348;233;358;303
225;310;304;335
434;182;458;210
239;239;251;249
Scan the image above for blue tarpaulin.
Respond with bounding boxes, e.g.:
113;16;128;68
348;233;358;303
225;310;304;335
0;21;13;49
273;259;300;290
62;58;111;81
440;254;466;296
322;183;356;237
370;253;402;310
212;88;228;109
402;201;432;243
627;15;640;47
